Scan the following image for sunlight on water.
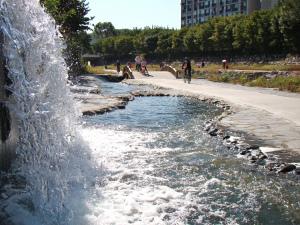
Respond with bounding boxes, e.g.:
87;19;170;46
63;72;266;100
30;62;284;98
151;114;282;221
79;96;300;225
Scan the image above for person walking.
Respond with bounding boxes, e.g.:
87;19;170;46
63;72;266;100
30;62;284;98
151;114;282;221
116;60;121;74
135;55;141;72
182;57;192;84
141;57;149;75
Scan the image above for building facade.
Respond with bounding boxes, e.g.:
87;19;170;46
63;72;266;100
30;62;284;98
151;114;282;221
181;0;267;27
261;0;279;10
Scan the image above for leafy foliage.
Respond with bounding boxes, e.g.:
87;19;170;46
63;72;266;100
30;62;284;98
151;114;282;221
90;0;300;61
40;0;92;76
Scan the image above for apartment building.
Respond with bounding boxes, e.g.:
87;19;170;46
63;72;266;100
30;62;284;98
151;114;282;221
181;0;264;27
261;0;279;10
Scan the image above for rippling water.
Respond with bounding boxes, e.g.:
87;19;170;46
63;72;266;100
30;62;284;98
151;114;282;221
80;80;300;225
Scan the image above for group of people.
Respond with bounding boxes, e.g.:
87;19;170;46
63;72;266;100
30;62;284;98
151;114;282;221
115;56;228;83
182;57;192;84
135;55;149;75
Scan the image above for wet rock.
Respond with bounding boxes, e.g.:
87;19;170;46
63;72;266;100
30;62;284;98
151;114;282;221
223;135;230;140
117;104;126;109
265;162;279;171
120;173;138;182
295;168;300;175
208;128;218;136
240;150;250;155
248;155;258;163
246;145;260;150
258;154;268;160
278;164;296;173
204;123;213;132
1;193;8;199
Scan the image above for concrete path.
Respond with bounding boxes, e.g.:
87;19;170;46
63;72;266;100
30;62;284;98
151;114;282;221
130;71;300;154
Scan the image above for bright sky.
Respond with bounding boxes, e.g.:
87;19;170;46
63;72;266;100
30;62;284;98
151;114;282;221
87;0;181;29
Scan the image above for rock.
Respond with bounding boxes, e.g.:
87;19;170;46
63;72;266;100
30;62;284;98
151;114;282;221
248;155;258;163
223;135;230;140
278;164;296;173
258;154;268;160
208;128;218;136
204;124;212;131
1;193;8;199
117;104;126;109
295;168;300;175
240;150;250;155
247;145;260;150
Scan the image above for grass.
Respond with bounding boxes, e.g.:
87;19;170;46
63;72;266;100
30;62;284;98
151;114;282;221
85;65;118;75
85;63;300;93
226;63;300;71
249;76;300;92
207;72;300;93
171;62;300;75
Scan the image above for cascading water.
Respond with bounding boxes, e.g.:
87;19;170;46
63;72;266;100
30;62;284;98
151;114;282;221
0;0;101;224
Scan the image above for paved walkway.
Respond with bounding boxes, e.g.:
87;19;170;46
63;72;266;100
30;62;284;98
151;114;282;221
129;71;300;154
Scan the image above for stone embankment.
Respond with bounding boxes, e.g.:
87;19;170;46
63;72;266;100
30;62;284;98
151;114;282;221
71;76;132;116
72;76;177;116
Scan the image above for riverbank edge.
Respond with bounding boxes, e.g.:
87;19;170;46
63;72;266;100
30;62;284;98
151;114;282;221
121;80;300;176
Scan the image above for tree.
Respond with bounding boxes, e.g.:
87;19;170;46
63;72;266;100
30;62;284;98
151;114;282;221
93;22;116;39
278;0;300;52
40;0;92;76
171;29;188;55
156;31;173;57
102;38;116;56
114;36;134;56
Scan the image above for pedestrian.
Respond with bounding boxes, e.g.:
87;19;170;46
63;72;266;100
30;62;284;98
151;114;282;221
201;61;205;68
135;55;141;72
116;60;121;74
222;59;227;70
141;57;149;75
182;57;192;84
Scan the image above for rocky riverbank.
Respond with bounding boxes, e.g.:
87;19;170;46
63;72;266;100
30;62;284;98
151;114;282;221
72;75;300;176
123;78;300;176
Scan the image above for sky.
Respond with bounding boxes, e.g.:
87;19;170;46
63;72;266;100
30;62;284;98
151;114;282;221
87;0;181;30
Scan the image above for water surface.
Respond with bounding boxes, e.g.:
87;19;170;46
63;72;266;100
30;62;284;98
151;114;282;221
81;82;300;225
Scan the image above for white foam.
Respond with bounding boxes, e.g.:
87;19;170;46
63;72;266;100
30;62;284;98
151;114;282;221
203;178;223;189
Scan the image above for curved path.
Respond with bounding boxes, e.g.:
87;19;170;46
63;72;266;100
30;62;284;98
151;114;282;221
130;71;300;155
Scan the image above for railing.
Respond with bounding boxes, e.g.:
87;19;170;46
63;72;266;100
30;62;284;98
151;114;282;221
122;66;134;79
161;64;181;79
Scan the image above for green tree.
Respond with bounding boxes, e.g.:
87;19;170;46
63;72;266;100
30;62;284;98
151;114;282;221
93;22;116;39
114;36;134;56
171;28;188;55
156;31;173;56
278;0;300;52
40;0;92;76
102;38;116;56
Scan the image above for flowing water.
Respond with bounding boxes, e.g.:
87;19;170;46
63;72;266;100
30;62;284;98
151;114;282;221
0;0;300;225
79;80;300;225
0;0;101;224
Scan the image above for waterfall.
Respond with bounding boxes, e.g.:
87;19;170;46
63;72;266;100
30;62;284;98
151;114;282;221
0;0;100;224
